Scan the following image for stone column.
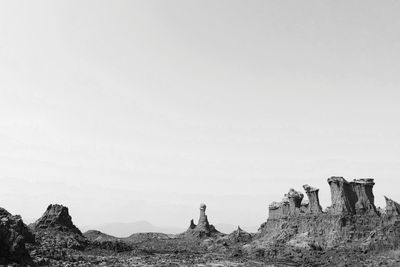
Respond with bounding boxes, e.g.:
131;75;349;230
303;184;322;213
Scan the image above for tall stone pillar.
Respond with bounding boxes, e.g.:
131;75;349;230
303;184;322;213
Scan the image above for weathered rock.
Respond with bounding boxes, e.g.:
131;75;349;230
385;196;400;216
303;184;322;213
327;177;378;215
287;189;304;215
0;207;34;265
327;177;356;214
253;177;400;266
351;178;377;214
227;226;252;243
31;204;82;234
183;204;222;238
268;202;282;220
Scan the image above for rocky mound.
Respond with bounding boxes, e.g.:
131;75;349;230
246;177;400;265
226;226;253;243
182;204;222;238
0;207;34;265
28;204;88;265
31;204;82;234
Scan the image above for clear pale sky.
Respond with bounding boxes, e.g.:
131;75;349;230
1;1;400;231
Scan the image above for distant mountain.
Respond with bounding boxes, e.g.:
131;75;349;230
81;221;185;237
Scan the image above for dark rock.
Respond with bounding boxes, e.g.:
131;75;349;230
327;177;356;214
287;189;304;215
31;204;82;234
351;178;377;214
0;207;34;265
385;196;400;217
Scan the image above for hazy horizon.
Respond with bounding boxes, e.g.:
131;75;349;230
1;1;400;231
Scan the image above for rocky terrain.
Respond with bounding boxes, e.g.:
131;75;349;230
2;177;400;266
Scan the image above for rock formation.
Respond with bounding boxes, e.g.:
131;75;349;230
287;189;304;214
268;189;303;219
352;178;377;214
327;176;356;214
303;184;322;213
184;203;221;238
0;207;34;265
31;204;82;234
227;226;252;243
385;196;400;216
255;177;400;265
327;177;378;215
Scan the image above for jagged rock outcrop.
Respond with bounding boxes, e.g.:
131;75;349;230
227;226;252;243
385;196;400;217
252;177;400;265
303;184;322;213
268;189;303;219
352;178;377;214
287;189;304;214
183;204;222;238
28;203;88;264
31;204;82;234
0;207;34;265
327;177;378;215
327;176;356;214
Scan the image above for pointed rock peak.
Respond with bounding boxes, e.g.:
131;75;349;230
183;203;221;238
385;196;400;216
33;204;82;235
228;225;252;242
189;219;196;229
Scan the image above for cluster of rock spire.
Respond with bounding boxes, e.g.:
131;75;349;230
268;176;400;219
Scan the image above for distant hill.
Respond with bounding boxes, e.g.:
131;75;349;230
81;221;185;237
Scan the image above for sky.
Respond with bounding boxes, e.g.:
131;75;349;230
1;0;400;231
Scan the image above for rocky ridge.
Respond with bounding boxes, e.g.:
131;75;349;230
248;176;400;265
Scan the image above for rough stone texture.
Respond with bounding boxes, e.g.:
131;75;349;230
183;204;222;238
351;178;377;214
303;184;322;213
385;196;400;217
31;204;82;235
268;190;303;219
250;177;400;266
268;202;281;220
287;189;304;214
0;207;34;265
327;177;378;215
327;176;356;214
